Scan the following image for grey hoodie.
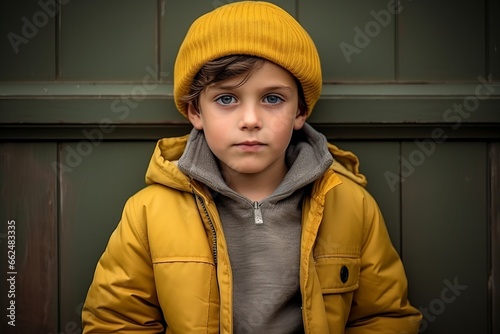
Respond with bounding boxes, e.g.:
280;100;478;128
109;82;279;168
178;123;333;333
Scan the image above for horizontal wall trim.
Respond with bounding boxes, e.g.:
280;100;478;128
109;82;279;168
1;98;500;125
1;83;499;98
0;83;170;98
1;124;499;141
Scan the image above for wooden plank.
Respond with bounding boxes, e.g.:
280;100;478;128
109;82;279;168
489;0;500;80
312;124;500;141
491;142;500;334
1;96;500;125
0;124;192;141
58;141;156;330
0;1;56;80
0;143;58;333
0;123;500;143
310;97;500;124
332;141;401;253
299;0;395;81
399;0;485;81
59;0;157;80
401;142;488;333
0;99;185;124
1;124;500;141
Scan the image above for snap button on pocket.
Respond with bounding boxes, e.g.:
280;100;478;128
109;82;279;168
315;257;359;293
340;265;349;283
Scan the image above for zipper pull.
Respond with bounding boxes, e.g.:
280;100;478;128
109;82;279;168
253;201;263;225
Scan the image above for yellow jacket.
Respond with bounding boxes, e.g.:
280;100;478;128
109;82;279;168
82;134;422;333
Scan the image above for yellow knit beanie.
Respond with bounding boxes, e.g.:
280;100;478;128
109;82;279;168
173;1;322;118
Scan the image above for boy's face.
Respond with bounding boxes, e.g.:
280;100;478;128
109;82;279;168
187;60;306;179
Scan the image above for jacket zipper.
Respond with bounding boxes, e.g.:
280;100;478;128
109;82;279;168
196;195;218;266
253;201;263;224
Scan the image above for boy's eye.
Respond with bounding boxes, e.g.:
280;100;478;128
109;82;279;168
263;95;283;104
215;95;236;105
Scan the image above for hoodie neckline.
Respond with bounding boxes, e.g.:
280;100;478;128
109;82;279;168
177;123;333;205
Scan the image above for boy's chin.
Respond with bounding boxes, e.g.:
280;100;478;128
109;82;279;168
223;164;262;176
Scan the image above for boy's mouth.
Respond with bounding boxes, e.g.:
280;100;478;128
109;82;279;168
236;141;264;146
234;141;266;151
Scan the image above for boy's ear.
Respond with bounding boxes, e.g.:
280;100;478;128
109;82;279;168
293;111;307;130
187;103;203;130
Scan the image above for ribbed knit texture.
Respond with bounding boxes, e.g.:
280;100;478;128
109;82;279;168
174;1;322;118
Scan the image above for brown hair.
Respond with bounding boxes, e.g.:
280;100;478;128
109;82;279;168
181;55;307;115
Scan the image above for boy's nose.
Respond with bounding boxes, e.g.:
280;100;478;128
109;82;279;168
239;104;262;130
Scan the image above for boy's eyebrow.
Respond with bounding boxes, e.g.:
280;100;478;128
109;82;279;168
207;84;294;93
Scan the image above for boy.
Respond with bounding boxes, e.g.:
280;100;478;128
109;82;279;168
82;1;422;333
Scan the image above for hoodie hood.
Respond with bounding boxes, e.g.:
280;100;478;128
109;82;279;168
145;134;192;192
328;142;367;187
145;129;367;190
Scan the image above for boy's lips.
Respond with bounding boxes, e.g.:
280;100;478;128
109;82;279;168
236;140;264;146
234;141;266;152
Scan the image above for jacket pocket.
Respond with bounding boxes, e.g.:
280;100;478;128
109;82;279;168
314;256;360;294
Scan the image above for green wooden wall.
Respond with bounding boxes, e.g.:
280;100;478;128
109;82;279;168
1;1;499;333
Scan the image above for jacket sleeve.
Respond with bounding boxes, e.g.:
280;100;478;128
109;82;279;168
346;190;422;333
82;196;165;333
